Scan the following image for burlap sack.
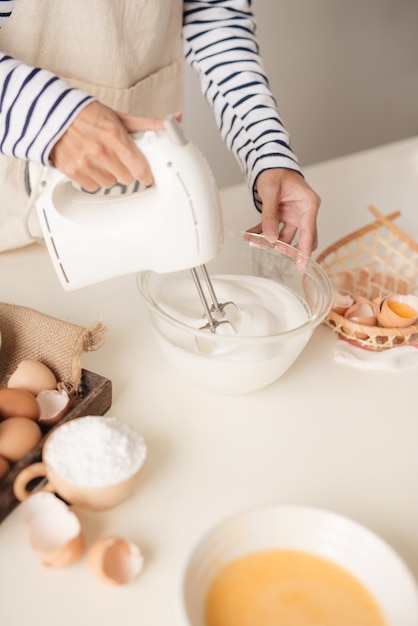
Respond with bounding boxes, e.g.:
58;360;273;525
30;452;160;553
0;302;107;393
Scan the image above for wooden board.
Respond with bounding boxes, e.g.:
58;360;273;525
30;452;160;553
0;369;112;523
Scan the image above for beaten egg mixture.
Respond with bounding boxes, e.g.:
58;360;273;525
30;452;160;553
205;549;386;626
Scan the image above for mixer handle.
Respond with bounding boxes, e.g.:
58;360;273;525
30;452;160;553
28;115;188;204
160;115;188;147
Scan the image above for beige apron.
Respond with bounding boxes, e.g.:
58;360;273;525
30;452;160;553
0;0;184;250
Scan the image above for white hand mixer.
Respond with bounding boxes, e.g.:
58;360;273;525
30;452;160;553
32;116;237;332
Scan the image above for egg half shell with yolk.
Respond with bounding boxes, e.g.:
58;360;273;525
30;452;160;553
88;535;144;585
20;492;84;567
376;293;418;328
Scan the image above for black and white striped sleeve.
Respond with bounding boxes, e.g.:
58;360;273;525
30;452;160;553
0;52;94;164
183;0;302;199
0;0;16;25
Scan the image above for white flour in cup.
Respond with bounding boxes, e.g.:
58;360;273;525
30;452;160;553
44;416;147;487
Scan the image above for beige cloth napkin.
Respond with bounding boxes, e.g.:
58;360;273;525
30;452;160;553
0;302;107;393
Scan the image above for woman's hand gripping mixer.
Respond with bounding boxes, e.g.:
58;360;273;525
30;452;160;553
33;116;238;332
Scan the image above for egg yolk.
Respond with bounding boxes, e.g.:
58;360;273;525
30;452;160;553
205;549;387;626
387;301;416;318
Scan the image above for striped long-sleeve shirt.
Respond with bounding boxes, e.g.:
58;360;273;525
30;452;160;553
0;0;301;197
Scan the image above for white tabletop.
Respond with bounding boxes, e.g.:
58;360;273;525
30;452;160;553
1;137;418;625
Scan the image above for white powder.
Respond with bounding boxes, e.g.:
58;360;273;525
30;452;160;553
44;416;147;487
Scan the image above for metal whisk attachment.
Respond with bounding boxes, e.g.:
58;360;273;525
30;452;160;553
190;265;240;333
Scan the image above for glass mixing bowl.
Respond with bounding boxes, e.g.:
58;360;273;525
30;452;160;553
137;232;332;394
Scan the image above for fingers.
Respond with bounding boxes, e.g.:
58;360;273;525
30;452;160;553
278;223;297;244
258;183;281;243
255;168;320;259
116;111;166;135
246;223;263;235
51;134;151;190
50;102;180;190
295;211;319;257
114;112;185;186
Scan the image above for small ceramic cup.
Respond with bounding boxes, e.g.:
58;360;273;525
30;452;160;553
13;416;147;511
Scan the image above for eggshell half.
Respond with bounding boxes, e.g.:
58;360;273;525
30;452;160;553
20;491;69;526
37;389;70;425
88;535;144;585
344;296;377;325
376;294;418;328
20;492;84;567
0;388;40;421
343;297;377;339
331;290;354;316
8;360;57;395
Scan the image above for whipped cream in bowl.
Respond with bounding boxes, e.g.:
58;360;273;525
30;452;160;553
137;232;332;394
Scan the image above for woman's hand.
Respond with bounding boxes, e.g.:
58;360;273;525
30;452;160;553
248;168;321;259
49;101;169;191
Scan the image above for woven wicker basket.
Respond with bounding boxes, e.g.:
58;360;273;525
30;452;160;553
316;205;418;350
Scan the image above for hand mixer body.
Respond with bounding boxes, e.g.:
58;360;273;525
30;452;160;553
34;117;223;291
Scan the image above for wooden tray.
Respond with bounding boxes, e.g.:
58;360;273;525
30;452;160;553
0;369;112;523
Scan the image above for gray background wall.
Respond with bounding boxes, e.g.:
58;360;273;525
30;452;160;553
183;0;418;188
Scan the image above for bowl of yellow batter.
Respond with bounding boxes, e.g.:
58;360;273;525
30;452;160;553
181;505;418;626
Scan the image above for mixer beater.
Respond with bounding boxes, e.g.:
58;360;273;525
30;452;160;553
190;265;240;333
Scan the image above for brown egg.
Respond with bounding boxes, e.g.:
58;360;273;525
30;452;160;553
8;360;57;395
0;417;42;463
88;535;144;585
0;455;11;479
376;294;418;328
0;388;40;421
20;492;84;567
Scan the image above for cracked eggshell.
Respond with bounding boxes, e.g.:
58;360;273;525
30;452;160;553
331;290;354;316
376;294;418;328
344;296;377;325
37;388;70;425
20;492;84;567
343;296;378;339
8;360;57;395
88;535;144;585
